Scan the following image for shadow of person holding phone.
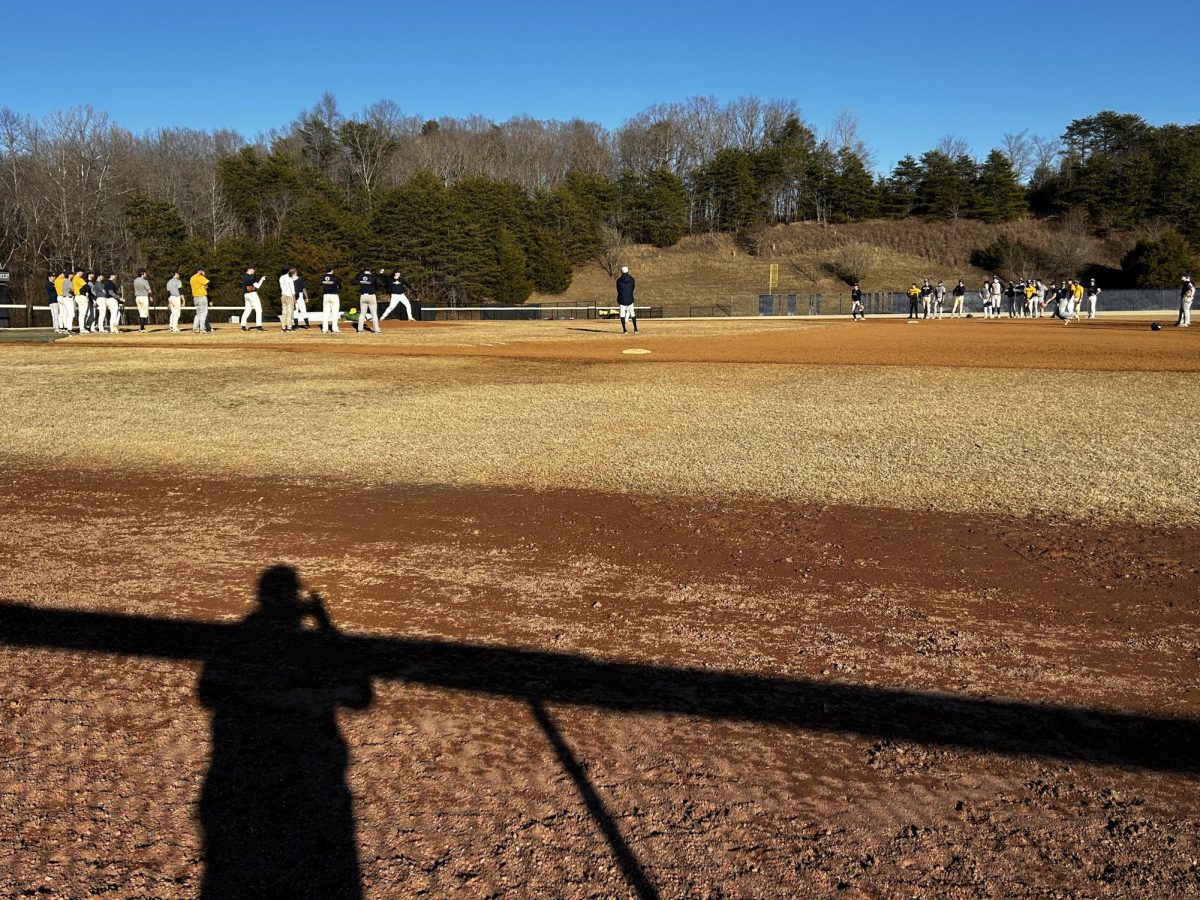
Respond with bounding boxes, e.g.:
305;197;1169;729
198;565;373;899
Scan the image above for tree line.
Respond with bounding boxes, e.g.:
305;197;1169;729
2;96;1198;308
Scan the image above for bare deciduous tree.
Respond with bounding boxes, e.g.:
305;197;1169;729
1001;129;1034;183
935;134;971;160
1045;208;1092;278
826;109;875;170
828;242;877;284
594;224;629;278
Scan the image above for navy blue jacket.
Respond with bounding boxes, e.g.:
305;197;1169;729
616;273;635;305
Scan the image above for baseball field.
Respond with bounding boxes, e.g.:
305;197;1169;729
2;315;1199;897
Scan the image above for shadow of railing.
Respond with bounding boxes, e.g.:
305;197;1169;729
3;578;1198;898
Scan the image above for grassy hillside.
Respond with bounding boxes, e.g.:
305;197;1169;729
533;219;1133;314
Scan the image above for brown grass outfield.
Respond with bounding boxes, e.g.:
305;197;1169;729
2;317;1198;523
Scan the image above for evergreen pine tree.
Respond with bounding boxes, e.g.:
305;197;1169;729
973;150;1027;223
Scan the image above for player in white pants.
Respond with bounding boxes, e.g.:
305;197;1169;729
132;270;153;332
93;275;108;332
58;270;76;332
1179;275;1195;327
320;267;342;333
71;270;89;332
77;272;93;333
165;271;184;332
616;266;637;333
103;274;121;332
380;271;415;321
354;268;380;333
44;273;61;332
291;277;307;328
1085;279;1100;319
239;266;266;330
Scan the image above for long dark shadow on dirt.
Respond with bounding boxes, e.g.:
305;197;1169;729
3;569;1200;895
529;699;659;900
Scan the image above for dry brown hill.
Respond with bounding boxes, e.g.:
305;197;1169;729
532;219;1132;315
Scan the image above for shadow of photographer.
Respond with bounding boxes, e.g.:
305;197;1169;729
197;565;372;899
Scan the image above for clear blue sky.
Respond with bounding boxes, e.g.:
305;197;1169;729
5;0;1194;172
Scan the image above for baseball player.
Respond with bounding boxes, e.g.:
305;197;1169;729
55;268;73;332
190;268;210;333
292;271;310;328
102;273;122;332
132;269;153;332
850;283;865;321
1085;279;1101;319
933;280;947;319
907;283;921;319
355;267;380;333
919;279;933;318
320;267;342;333
951;279;966;317
82;272;99;332
71;269;87;332
279;267;297;332
1179;275;1195;327
616;266;637;333
93;272;110;332
380;270;415;321
44;273;62;332
240;266;266;330
166;271;184;332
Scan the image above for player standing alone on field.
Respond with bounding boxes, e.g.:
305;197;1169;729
616;266;638;334
850;283;865;320
1085;278;1101;319
1178;275;1195;327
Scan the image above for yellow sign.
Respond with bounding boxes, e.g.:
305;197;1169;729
768;263;778;292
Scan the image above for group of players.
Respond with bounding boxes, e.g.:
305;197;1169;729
848;276;1104;322
976;276;1100;322
897;276;1100;322
235;266;418;334
44;269;125;334
42;265;420;335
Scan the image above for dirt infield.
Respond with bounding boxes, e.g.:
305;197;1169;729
1;318;1198;897
47;314;1200;370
